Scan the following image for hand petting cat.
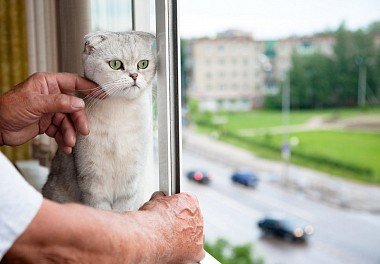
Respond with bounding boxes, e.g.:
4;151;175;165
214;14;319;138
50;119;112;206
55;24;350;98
0;72;98;154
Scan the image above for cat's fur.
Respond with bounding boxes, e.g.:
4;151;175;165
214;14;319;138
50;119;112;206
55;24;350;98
42;31;156;212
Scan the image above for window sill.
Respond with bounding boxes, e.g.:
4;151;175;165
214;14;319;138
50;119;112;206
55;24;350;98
201;252;220;264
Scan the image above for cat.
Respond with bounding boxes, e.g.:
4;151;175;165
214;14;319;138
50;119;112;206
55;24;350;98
42;31;156;212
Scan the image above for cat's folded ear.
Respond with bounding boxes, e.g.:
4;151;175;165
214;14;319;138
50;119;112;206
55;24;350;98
133;31;157;52
83;32;110;55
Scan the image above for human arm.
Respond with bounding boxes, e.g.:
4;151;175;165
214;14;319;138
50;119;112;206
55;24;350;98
0;72;98;154
2;192;204;264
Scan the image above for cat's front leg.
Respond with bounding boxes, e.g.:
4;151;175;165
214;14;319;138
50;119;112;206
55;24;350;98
112;195;136;212
81;191;112;211
112;193;145;212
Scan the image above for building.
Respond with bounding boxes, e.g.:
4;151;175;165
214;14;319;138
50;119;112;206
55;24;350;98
187;31;264;112
187;32;337;112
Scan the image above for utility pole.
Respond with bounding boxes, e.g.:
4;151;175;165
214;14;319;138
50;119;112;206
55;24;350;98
281;73;291;186
358;61;367;108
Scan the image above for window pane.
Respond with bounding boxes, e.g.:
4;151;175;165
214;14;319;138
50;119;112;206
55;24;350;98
180;1;380;263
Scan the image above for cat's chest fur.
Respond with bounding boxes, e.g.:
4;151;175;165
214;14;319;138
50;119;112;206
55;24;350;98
75;92;150;210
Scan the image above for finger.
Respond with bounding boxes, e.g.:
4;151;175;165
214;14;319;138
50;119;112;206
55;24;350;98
45;124;58;138
44;72;98;95
53;113;76;147
38;114;54;134
61;115;76;147
55;130;72;154
71;110;89;135
150;191;166;200
35;94;85;114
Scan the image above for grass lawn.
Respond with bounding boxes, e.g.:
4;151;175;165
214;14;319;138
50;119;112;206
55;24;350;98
193;107;380;184
251;130;380;184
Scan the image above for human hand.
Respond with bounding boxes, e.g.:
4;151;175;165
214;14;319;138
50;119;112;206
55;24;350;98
0;72;98;154
139;192;205;264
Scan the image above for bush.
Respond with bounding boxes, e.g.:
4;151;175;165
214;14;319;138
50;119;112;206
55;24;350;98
205;238;264;264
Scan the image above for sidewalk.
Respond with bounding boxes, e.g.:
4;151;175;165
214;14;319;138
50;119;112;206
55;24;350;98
182;128;380;213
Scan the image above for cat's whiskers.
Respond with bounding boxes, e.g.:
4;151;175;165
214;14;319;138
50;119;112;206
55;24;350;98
85;88;109;113
85;83;121;113
82;78;134;114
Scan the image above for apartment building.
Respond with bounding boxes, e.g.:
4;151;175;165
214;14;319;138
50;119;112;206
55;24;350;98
187;31;336;112
187;31;264;112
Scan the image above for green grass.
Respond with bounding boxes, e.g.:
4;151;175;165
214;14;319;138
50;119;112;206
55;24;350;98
196;107;380;131
193;107;380;184
251;130;380;184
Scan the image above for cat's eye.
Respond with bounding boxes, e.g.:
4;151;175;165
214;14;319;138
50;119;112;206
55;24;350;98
109;60;123;70
137;60;149;70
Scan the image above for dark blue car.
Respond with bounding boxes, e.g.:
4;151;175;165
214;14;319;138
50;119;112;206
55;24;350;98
258;214;314;242
231;170;259;188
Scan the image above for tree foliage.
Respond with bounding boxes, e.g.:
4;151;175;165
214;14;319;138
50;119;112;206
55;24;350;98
265;21;380;109
205;238;264;264
290;53;335;109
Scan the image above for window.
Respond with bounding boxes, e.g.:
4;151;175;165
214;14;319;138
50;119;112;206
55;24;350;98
10;1;218;262
180;2;380;264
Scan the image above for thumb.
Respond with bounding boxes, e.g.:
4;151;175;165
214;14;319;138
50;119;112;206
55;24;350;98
36;94;85;114
150;191;166;200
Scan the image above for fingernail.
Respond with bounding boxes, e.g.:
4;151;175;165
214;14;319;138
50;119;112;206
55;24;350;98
64;147;72;154
72;98;85;108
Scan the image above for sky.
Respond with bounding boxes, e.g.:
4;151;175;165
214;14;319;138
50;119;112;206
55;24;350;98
179;0;380;40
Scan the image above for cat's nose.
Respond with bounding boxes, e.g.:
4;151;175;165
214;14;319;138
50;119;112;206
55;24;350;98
130;73;138;81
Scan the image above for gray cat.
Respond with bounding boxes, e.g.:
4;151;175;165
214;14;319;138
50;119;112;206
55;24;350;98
42;31;156;212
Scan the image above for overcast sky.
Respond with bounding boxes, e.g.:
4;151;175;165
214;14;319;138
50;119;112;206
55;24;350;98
179;0;380;40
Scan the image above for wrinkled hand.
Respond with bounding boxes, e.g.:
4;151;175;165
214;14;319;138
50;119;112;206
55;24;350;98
0;72;97;154
140;192;205;264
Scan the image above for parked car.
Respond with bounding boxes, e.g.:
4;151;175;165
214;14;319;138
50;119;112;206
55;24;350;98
257;214;314;241
231;170;259;187
186;170;212;184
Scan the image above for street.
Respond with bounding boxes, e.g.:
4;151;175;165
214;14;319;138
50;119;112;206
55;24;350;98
182;150;380;264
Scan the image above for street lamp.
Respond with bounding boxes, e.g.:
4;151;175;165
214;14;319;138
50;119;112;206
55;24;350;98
281;72;291;186
355;56;367;108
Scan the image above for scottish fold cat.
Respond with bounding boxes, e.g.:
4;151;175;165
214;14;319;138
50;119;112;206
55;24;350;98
42;31;156;212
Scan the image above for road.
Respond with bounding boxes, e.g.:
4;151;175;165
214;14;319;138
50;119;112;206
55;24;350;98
182;150;380;264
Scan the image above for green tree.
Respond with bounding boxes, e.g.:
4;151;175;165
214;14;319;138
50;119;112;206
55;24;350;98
333;24;378;106
367;21;380;35
282;22;380;110
289;53;335;109
205;238;264;264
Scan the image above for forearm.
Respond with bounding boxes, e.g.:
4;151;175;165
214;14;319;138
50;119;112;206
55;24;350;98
2;199;149;263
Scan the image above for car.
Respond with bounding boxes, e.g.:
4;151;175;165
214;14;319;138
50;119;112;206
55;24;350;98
231;170;259;187
186;170;212;184
257;214;314;242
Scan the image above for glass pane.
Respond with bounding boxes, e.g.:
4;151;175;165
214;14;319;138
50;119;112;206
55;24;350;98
91;0;132;31
14;1;159;209
180;1;380;263
88;0;159;200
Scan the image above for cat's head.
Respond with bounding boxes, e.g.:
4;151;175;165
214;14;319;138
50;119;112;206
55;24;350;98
82;31;156;100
